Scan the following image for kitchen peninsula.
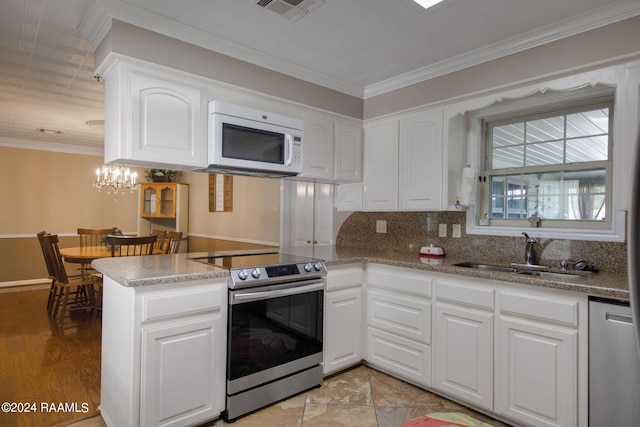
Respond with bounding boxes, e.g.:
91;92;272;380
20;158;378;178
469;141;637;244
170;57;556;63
92;246;628;427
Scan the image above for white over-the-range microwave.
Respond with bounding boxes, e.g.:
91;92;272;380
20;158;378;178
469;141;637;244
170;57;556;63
198;100;304;177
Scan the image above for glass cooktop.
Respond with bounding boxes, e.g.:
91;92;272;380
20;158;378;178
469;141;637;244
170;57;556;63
189;251;318;270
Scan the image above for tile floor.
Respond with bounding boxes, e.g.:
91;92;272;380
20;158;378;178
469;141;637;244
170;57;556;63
67;364;511;427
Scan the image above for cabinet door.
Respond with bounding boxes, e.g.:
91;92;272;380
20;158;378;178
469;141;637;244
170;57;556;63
434;302;493;410
281;181;334;247
126;68;207;168
141;315;224;427
495;316;577;427
302;114;335;180
324;287;362;375
140;184;177;218
399;110;443;210
334;121;363;182
363;120;399;211
141;185;158;217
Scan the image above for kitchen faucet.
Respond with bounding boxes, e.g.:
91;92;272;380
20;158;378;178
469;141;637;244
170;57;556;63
522;232;538;265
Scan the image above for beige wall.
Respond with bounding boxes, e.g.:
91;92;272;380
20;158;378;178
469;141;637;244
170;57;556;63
0;147;282;283
181;172;281;246
0;147;141;235
0;147;141;282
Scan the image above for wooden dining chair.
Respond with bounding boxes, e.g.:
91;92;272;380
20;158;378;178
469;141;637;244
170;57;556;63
43;234;101;326
77;228;112;275
78;228;113;247
151;229;167;252
106;235;158;257
164;231;183;254
37;231;58;315
38;231;88;316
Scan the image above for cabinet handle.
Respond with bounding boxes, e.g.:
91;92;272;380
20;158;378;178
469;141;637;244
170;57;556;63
606;312;633;324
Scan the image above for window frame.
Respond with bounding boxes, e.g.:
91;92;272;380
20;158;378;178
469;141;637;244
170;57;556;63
482;100;613;227
463;85;625;242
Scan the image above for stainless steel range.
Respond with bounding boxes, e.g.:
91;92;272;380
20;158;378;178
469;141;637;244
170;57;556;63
190;251;327;421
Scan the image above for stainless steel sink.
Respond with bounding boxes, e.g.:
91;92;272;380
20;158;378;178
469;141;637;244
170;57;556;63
453;262;517;273
516;270;584;281
454;262;586;281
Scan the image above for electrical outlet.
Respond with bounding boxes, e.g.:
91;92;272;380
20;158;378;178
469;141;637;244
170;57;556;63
438;223;447;237
452;224;462;238
376;220;387;234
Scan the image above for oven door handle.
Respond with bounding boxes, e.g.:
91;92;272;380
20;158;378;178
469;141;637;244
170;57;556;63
230;281;325;304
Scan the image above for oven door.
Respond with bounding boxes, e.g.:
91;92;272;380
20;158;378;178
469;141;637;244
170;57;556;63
227;280;324;395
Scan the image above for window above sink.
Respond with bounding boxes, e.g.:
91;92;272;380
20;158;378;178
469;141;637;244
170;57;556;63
457;69;626;242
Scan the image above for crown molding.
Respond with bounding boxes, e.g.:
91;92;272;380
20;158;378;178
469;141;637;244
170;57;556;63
364;0;640;98
88;0;364;97
0;137;103;157
85;1;640;100
78;0;112;51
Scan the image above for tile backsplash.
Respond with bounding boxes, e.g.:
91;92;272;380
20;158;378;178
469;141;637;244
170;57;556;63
335;211;627;274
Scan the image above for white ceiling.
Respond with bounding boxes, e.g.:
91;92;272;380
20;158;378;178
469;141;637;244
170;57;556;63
1;0;639;154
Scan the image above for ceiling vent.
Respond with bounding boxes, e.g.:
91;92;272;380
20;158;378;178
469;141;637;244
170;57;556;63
255;0;325;22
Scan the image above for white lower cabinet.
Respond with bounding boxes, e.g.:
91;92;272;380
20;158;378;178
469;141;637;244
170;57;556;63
356;264;586;427
364;264;432;387
324;264;363;375
431;277;585;427
141;317;221;427
494;288;584;427
100;276;227;427
434;277;494;410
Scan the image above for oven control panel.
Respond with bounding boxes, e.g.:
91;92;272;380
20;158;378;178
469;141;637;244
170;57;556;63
229;261;327;288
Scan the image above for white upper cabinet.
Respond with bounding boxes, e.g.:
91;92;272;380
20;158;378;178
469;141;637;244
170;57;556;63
363;108;444;211
99;58;208;170
300;113;363;183
399;110;443;210
334;121;363;182
302;114;335;180
363;119;399;211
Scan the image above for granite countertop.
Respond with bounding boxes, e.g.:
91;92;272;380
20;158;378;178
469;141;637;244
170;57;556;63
91;253;230;287
92;246;630;299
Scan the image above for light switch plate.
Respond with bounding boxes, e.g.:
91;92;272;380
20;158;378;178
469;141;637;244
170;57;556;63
452;224;461;238
376;220;387;234
438;223;447;237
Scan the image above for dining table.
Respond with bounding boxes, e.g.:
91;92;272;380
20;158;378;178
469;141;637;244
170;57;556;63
60;245;163;264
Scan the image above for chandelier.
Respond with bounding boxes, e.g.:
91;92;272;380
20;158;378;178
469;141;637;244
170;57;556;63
93;165;139;194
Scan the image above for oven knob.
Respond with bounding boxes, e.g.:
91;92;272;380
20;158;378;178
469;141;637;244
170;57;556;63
314;262;323;271
251;268;261;279
304;263;312;272
237;269;248;280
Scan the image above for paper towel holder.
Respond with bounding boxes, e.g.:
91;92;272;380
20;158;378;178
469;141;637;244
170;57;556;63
455;165;472;209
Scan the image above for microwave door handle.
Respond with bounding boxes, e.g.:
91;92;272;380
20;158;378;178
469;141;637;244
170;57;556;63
284;134;293;165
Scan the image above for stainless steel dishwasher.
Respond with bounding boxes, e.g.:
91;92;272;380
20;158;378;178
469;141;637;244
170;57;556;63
589;297;640;426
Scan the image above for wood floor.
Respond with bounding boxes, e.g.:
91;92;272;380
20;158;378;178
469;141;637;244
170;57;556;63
0;285;102;427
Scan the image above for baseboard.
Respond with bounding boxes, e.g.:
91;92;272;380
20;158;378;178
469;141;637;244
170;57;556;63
0;278;50;289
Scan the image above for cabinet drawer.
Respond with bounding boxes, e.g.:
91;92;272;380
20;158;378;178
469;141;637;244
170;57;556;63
326;264;363;291
367;288;431;343
141;283;225;323
366;326;431;387
367;264;432;297
436;279;494;310
497;289;579;327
